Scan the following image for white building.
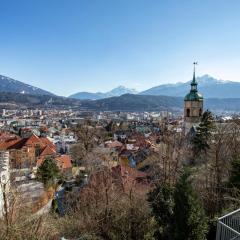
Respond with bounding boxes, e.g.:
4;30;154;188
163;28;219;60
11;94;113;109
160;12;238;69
0;151;10;218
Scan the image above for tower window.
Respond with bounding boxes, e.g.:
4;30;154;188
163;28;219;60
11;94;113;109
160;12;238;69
199;108;202;116
186;109;190;117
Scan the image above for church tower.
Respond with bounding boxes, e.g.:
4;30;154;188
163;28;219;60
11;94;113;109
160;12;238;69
184;62;203;132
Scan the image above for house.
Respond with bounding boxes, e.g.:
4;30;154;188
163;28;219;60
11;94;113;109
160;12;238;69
37;154;72;178
78;164;152;205
111;165;152;195
55;155;72;177
0;133;56;169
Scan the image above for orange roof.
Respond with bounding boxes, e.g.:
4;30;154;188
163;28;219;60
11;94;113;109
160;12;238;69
40;137;55;149
0;138;21;150
40;145;56;156
55;155;72;169
0;132;19;142
24;134;43;146
0;134;56;151
37;155;72;170
0;133;57;165
36;157;45;167
111;165;151;195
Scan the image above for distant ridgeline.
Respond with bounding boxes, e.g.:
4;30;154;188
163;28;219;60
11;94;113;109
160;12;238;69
0;92;81;109
79;94;240;112
0;73;239;112
0;75;55;96
140;75;240;99
70;75;240;100
0;92;239;112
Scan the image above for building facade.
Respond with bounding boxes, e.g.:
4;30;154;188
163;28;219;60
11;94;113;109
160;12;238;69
0;151;10;218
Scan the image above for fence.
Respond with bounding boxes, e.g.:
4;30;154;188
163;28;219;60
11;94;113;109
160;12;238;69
216;208;240;240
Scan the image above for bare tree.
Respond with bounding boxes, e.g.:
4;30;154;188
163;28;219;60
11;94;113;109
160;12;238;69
0;181;57;240
70;123;107;166
146;130;186;186
194;122;240;218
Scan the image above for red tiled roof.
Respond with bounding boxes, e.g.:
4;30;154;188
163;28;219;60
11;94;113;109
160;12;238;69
0;132;19;142
111;165;151;195
40;145;56;156
24;134;43;146
8;138;31;149
0;138;21;150
55;155;72;169
0;134;57;158
36;157;45;167
40;137;55;149
5;134;44;150
82;165;151;197
37;155;72;170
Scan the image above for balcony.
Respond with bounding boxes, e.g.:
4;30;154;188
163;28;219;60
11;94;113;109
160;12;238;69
216;208;240;240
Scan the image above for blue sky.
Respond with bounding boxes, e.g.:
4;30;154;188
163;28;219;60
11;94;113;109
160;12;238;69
0;0;240;96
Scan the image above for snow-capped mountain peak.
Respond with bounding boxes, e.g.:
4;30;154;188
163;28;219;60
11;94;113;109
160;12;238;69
0;74;55;96
69;86;138;100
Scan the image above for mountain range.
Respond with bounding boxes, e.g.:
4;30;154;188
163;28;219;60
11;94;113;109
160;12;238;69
0;73;240;112
0;92;81;110
140;75;240;98
69;75;240;100
69;86;138;100
80;94;240;112
0;91;239;113
1;74;240;99
0;75;55;96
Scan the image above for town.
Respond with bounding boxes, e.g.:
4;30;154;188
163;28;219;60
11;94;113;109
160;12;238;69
0;70;240;239
1;1;240;239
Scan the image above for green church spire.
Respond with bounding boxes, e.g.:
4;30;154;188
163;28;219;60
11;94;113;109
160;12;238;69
191;62;198;90
184;62;203;101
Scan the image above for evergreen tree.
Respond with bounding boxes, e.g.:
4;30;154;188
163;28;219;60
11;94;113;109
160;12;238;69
148;183;174;239
172;168;208;240
37;158;60;186
105;121;114;132
192;110;215;155
229;155;240;189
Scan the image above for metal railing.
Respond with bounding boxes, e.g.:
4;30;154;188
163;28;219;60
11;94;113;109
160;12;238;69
216;208;240;240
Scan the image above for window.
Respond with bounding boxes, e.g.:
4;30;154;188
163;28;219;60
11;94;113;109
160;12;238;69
199;108;202;116
1;175;6;182
186;108;190;117
35;145;41;157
